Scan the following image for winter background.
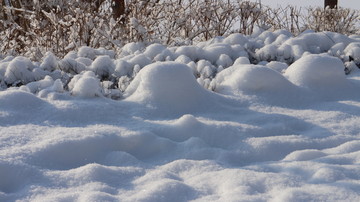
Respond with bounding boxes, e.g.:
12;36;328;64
1;1;360;202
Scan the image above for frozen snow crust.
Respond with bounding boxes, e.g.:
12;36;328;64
1;30;360;201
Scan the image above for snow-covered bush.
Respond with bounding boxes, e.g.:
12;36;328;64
1;0;359;60
90;55;115;80
215;64;295;95
284;54;347;89
124;61;215;113
68;71;102;98
58;58;86;75
4;56;37;86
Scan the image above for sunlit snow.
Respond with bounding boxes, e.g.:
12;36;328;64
1;30;360;201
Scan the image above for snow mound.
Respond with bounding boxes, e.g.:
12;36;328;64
58;57;86;74
0;90;48;113
215;64;296;94
90;55;114;79
124;62;215;113
144;43;167;59
40;52;58;72
283;149;326;161
223;33;248;45
233;57;250;65
266;61;288;73
344;42;360;63
174;46;203;61
284;54;347;89
25;75;55;94
4;56;36;85
203;43;233;63
68;71;102;98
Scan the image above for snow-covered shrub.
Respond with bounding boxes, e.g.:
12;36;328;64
90;55;115;80
266;61;288;73
128;54;151;69
25;76;55;94
215;64;295;95
58;58;86;75
144;44;167;60
196;60;216;79
216;54;233;68
284;54;347;89
78;47;97;60
4;56;37;86
175;55;192;65
203;43;233;63
233;57;251;66
256;44;279;62
124;61;214;113
223;33;249;45
114;60;132;77
76;57;93;67
344;43;360;63
175;46;203;62
40;52;58;72
68;71;102;98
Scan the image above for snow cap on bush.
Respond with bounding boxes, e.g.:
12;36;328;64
233;57;250;66
78;46;97;60
114;59;132;77
124;62;214;113
284;54;346;89
144;43;167;60
4;56;36;85
216;54;233;68
58;57;86;75
40;52;58;72
215;64;295;95
203;43;233;63
90;55;115;79
69;71;102;98
128;54;152;68
223;33;248;45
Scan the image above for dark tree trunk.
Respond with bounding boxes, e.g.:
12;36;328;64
112;0;125;19
82;0;125;19
324;0;338;9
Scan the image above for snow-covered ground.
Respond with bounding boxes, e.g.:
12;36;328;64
1;30;360;201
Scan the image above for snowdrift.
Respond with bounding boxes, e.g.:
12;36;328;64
1;30;360;201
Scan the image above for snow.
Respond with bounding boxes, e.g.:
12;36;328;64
215;64;296;94
284;54;354;98
1;30;360;201
90;55;115;79
68;71;102;98
124;62;220;115
4;56;36;85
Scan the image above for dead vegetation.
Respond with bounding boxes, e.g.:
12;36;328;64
0;0;359;59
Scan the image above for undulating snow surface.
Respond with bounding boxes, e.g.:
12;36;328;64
1;30;360;201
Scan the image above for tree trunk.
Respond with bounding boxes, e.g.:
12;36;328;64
324;0;338;9
112;0;125;19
